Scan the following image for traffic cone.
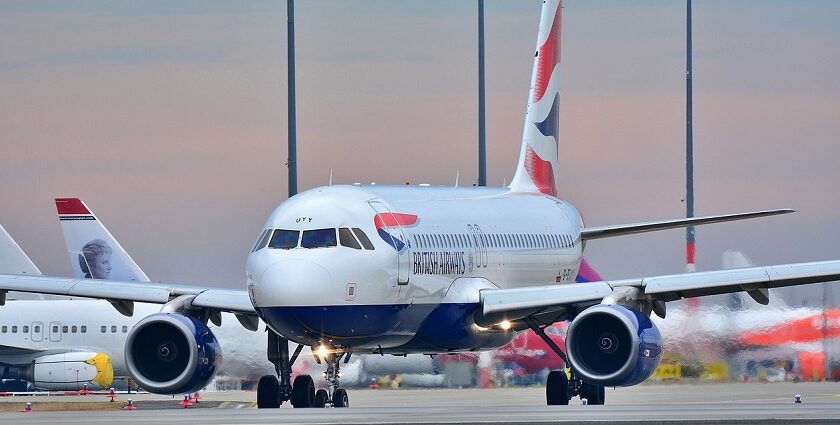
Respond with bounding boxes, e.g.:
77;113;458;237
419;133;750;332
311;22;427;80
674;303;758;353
179;394;194;408
21;402;32;413
107;388;117;402
123;399;137;410
79;384;90;395
795;394;802;404
191;392;201;403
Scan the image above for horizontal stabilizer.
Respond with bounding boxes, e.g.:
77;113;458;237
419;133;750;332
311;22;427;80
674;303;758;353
580;209;793;240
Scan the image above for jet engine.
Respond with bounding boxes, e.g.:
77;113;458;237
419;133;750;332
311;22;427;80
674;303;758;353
565;304;662;387
125;313;221;394
29;351;114;390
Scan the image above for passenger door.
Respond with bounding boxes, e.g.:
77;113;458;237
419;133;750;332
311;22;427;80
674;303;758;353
368;201;410;285
48;321;61;342
31;321;44;342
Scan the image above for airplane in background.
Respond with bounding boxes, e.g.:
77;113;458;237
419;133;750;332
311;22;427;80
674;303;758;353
0;224;115;391
0;204;274;392
3;0;840;409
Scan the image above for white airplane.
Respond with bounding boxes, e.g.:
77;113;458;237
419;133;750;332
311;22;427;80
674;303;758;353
0;224;116;391
2;0;840;408
53;197;275;381
0;204;273;392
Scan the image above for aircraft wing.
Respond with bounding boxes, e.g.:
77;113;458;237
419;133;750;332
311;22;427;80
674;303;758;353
0;343;46;356
0;273;255;315
580;209;793;240
476;259;840;327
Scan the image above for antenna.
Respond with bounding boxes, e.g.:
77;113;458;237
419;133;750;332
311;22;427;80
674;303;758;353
328;169;333;186
454;170;460;187
685;0;696;273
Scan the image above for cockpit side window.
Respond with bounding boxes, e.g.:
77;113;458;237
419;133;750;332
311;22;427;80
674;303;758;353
252;229;272;252
301;228;337;248
339;228;362;249
352;228;375;250
251;230;267;252
268;229;300;249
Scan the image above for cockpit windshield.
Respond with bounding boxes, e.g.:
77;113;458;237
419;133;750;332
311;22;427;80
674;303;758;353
259;227;373;250
268;229;299;249
301;228;337;248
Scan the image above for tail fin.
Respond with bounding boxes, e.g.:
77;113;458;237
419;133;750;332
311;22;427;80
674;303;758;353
509;0;562;196
0;224;42;275
55;198;150;282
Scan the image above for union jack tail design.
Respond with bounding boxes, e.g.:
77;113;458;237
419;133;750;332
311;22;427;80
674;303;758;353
509;0;562;196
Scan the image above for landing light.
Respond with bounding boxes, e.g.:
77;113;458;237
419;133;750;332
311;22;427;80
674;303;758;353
316;344;330;360
499;320;512;330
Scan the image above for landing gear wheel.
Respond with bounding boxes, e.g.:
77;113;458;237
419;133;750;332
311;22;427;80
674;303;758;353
579;382;605;405
257;375;280;408
291;374;315;408
313;389;328;408
333;388;349;408
546;370;569;405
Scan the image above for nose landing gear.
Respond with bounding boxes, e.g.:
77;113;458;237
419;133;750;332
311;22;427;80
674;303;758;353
316;348;350;408
256;330;351;409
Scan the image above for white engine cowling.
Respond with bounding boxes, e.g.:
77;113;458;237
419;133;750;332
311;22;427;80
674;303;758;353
32;352;114;390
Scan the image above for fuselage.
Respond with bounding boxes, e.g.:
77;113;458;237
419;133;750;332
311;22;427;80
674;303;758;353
247;185;585;353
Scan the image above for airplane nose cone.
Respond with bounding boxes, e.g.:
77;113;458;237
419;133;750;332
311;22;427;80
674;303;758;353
253;260;332;307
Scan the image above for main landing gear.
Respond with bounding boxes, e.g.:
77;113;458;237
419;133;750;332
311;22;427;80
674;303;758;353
257;330;350;409
525;318;605;406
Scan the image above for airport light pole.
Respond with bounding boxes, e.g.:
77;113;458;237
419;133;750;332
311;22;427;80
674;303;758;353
287;0;298;197
477;0;487;186
685;0;695;273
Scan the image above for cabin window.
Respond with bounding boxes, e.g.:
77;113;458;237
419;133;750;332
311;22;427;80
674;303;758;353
339;228;362;249
268;229;300;249
81;326;87;333
101;326;107;333
122;326;128;333
1;326;6;333
301;228;337;248
71;326;77;333
111;326;117;333
11;326;17;333
52;325;59;333
23;326;29;333
62;326;68;333
34;325;40;333
352;228;375;250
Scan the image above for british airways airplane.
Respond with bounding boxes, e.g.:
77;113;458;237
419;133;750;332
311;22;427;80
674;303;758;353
2;0;840;408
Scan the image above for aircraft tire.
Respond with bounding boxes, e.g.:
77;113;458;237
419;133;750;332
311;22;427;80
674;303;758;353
257;375;280;409
546;370;569;405
291;374;315;408
314;389;328;408
333;388;349;408
579;382;605;405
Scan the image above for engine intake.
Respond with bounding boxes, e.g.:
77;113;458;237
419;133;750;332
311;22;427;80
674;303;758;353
125;313;221;394
565;304;662;387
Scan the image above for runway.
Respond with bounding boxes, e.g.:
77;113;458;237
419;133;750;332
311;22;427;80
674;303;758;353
3;382;840;424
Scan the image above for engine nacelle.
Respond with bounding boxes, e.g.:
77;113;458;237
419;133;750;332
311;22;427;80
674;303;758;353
32;352;114;390
565;304;663;387
125;313;221;394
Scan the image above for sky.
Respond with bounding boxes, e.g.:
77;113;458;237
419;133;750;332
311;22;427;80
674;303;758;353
1;1;839;296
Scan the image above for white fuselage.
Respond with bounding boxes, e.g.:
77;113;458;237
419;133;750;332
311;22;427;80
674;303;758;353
247;185;585;353
0;300;272;383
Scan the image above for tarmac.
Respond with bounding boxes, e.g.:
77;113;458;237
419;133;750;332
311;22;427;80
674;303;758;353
1;382;839;424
